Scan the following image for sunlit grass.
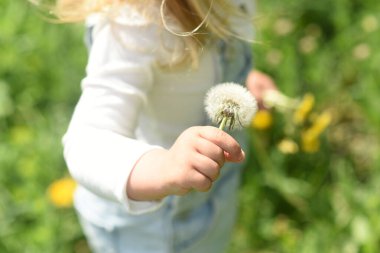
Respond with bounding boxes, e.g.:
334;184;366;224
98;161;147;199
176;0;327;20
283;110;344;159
1;0;380;252
229;0;380;252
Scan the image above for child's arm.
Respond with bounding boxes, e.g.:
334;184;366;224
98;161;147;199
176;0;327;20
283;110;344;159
62;17;170;213
127;126;245;201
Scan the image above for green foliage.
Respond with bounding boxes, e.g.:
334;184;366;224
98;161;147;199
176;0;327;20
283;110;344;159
0;1;87;252
230;0;380;252
1;0;380;252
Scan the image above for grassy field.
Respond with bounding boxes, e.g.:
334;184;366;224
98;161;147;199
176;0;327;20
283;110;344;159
1;0;380;252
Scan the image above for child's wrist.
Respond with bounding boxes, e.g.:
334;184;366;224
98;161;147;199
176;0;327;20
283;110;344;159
127;148;171;201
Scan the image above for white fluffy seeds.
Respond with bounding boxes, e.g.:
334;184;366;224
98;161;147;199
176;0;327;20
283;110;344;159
204;82;258;130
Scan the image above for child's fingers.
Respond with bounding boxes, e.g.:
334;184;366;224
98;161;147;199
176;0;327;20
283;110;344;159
197;126;245;162
224;149;245;162
194;137;225;167
187;168;213;192
192;153;221;182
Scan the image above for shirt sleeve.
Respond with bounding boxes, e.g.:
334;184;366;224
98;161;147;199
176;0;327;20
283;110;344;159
62;17;164;214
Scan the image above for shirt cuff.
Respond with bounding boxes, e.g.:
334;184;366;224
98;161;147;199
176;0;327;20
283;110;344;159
122;196;164;215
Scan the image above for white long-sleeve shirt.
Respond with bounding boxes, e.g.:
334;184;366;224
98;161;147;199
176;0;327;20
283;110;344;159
63;0;255;221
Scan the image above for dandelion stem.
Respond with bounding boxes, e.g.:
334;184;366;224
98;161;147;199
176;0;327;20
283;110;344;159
219;117;228;130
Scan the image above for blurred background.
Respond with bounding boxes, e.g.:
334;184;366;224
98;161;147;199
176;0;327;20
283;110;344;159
1;0;379;252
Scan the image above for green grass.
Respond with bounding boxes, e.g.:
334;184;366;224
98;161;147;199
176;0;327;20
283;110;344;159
1;0;380;252
229;0;380;252
0;1;86;252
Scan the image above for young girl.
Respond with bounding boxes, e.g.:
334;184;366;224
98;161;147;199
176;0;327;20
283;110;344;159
48;0;276;252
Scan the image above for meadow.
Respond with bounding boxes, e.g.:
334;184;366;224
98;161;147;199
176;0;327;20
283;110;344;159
1;0;380;252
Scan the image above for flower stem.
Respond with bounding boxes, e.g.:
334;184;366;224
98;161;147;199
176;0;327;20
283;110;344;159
219;117;227;130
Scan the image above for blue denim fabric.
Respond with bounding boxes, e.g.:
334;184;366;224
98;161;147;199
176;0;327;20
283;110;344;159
76;28;253;253
218;39;253;85
78;167;242;253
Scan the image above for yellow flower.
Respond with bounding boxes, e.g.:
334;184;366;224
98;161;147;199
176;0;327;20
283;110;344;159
251;110;273;130
293;93;315;125
301;111;332;153
277;139;299;154
47;177;76;208
301;132;320;153
309;111;332;136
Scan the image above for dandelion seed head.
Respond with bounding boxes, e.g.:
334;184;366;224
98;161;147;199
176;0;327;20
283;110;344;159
204;82;257;130
299;35;318;54
361;15;378;33
353;43;371;60
266;49;283;66
274;18;294;36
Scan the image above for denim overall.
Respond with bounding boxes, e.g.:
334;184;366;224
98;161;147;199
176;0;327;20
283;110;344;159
77;26;253;253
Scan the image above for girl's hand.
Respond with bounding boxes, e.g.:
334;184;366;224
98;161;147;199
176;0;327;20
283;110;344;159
127;126;245;201
246;70;278;109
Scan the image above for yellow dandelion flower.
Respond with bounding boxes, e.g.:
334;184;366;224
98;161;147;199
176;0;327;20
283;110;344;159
48;177;76;208
277;139;299;154
308;111;332;136
301;132;320;153
251;110;273;130
293;93;315;125
300;111;331;153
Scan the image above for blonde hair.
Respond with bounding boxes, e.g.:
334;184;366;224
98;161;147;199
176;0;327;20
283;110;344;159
34;0;250;67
